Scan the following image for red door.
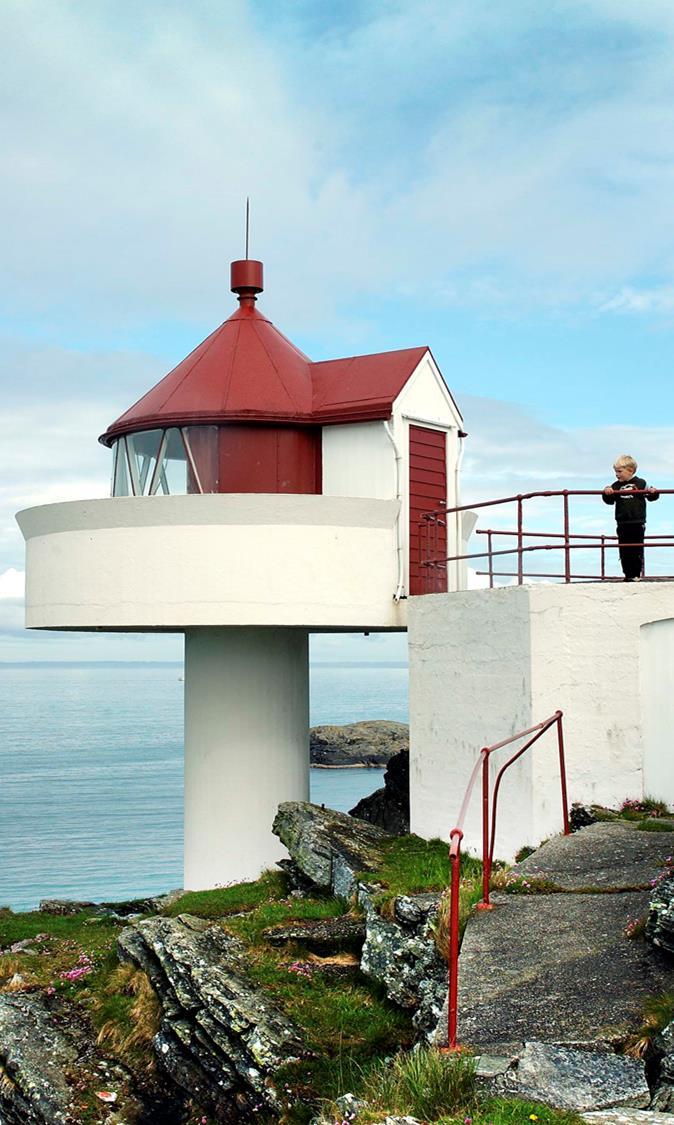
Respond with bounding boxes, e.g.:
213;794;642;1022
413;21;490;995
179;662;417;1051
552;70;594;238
409;426;447;595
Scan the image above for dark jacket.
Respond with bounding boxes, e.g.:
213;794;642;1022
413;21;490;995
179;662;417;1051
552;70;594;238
602;476;659;524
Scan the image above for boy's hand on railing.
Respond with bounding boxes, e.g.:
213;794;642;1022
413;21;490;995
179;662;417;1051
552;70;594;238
603;486;616;495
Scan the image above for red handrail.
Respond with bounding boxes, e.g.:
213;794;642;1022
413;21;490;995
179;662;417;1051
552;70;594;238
445;710;569;1050
419;488;674;590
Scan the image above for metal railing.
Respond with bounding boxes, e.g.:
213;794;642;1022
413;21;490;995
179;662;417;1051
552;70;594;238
419;489;674;591
445;711;570;1050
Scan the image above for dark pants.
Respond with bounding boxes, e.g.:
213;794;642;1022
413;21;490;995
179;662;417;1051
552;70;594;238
617;522;645;579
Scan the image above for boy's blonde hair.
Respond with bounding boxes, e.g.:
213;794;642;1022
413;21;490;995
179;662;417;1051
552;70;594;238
614;454;637;472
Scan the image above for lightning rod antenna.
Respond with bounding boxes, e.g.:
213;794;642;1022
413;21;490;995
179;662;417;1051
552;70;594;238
245;197;250;259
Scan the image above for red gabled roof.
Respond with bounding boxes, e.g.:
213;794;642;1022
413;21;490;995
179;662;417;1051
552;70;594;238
100;261;453;446
311;347;428;423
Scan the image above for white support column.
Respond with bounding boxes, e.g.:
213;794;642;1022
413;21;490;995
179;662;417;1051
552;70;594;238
184;627;309;889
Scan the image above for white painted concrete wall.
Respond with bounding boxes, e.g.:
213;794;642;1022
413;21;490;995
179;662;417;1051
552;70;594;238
184;627;309;888
409;582;674;860
17;494;405;631
641;618;674;807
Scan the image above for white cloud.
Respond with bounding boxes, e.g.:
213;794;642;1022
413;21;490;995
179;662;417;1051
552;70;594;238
600;287;674;315
0;569;24;599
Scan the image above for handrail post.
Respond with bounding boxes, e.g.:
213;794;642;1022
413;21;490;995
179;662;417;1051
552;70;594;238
488;531;494;588
517;497;523;585
447;828;463;1050
563;491;571;583
600;534;605;580
556;712;571;835
481;750;491;906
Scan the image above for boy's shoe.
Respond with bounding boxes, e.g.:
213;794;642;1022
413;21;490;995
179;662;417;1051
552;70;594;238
624;577;634;582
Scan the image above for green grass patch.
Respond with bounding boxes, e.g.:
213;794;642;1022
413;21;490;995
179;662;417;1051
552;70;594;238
225;894;350;945
472;1097;586;1125
360;1047;476;1121
163;869;288;919
359;834;482;898
635;819;674;832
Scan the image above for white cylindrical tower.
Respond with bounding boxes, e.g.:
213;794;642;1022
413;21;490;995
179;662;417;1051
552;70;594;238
184;627;309;888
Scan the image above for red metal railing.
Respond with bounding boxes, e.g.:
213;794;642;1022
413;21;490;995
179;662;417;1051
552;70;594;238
419;489;674;591
445;710;570;1050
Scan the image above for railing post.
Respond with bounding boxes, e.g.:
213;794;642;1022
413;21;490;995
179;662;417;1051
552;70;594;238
517;497;523;585
480;751;491;906
600;534;605;580
556;712;570;835
447;828;463;1050
563;491;571;583
488;531;494;588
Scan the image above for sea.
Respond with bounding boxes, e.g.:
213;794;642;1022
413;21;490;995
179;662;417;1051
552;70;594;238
0;662;408;912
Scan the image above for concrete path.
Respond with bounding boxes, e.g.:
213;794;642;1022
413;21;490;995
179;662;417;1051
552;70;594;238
446;822;674;1054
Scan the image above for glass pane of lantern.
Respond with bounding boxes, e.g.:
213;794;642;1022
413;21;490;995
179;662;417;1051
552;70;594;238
112;439;132;496
150;428;187;495
183;426;219;493
125;430;163;496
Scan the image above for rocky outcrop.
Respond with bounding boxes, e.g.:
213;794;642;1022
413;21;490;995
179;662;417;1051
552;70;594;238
118;913;305;1121
645;873;674;956
650;1018;674;1110
350;750;410;835
310;721;408;768
0;992;140;1125
359;890;446;1039
272;801;387;898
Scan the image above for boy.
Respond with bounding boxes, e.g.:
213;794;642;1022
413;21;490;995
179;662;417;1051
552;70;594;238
602;455;659;581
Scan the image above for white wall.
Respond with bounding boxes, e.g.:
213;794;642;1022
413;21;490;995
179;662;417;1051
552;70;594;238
409;582;674;860
184;627;309;889
17;494;405;631
322;422;395;499
641;618;674;806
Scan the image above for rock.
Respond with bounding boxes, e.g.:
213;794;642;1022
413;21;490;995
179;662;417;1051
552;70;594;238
0;992;77;1123
571;803;599;830
359;890;447;1038
272;802;389;898
492;1041;649;1111
0;992;141;1125
118;914;305;1119
349;750;410;835
335;1092;368;1118
262;914;365;952
310;721;408;768
650;1018;674;1108
38;898;96;915
645;873;674;955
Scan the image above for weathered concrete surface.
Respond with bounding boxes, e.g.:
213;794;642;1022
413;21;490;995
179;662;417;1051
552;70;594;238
514;822;674;890
493;1041;649;1111
439;890;672;1053
583;1112;674;1125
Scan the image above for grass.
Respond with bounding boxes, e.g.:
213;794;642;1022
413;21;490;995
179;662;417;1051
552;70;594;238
624;990;674;1057
635;819;674;832
162;869;288;918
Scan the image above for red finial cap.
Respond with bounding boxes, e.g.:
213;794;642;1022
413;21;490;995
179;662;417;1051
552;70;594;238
230;259;263;302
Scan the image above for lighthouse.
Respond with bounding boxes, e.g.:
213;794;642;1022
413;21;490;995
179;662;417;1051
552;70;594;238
17;257;465;890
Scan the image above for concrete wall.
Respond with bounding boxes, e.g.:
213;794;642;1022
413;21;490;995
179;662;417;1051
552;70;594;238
17;494;405;631
184;627;309;888
409;581;674;860
641;618;674;807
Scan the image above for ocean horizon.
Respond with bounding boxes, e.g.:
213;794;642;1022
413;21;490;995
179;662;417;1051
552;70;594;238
0;660;408;911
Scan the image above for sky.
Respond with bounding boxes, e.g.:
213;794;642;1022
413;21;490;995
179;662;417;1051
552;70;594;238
2;0;674;662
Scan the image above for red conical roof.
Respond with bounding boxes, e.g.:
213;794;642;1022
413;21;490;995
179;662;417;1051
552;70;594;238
101;258;455;446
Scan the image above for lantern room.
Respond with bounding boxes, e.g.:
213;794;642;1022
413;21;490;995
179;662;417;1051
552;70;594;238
98;257;467;596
